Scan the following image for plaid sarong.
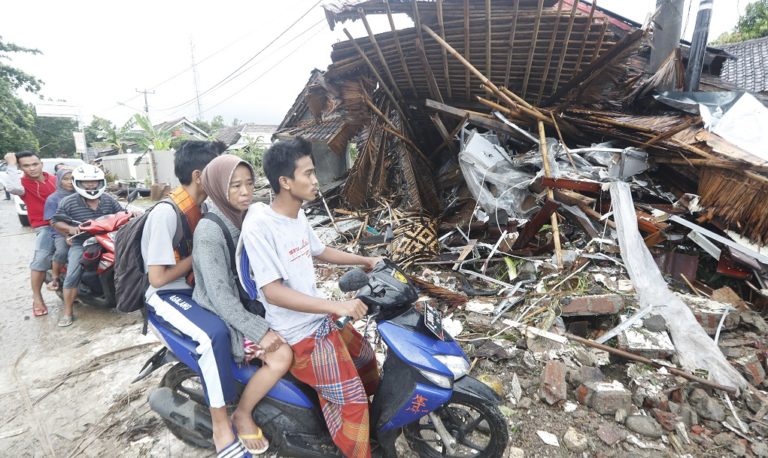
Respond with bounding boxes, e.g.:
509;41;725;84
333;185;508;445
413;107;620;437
290;318;379;458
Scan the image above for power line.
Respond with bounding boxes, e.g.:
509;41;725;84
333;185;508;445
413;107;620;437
94;0;322;118
157;16;326;120
196;26;327;117
155;0;323;112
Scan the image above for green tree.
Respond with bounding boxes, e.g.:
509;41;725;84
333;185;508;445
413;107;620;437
714;0;768;44
129;113;173;151
231;136;265;171
194;114;227;136
85;116;134;153
34;116;78;157
0;36;42;154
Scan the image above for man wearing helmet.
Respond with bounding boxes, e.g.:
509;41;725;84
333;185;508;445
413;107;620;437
52;164;123;327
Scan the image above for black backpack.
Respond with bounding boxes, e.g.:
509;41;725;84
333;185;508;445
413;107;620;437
114;200;192;313
203;212;265;317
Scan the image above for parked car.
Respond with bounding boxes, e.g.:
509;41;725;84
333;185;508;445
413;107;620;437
10;158;85;227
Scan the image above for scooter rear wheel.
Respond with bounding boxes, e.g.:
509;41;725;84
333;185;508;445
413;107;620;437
160;363;214;449
403;391;508;458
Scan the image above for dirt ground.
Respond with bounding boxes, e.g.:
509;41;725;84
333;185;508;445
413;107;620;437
0;199;207;457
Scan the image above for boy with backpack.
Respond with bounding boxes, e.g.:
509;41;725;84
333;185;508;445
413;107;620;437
132;141;266;457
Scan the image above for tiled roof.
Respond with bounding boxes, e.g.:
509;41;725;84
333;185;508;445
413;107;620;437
719;36;768;94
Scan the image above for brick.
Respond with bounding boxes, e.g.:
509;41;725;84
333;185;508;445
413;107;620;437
576;380;632;415
653;408;681;431
734;354;766;385
560;294;624;316
539;361;567;405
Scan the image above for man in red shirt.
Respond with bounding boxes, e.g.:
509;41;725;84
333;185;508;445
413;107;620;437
4;151;58;316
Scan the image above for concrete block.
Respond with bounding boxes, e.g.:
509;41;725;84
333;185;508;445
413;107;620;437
576;380;632;416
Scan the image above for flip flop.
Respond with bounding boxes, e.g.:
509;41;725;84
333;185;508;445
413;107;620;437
33;304;48;317
238;427;269;455
57;315;74;327
216;436;252;458
46;278;61;291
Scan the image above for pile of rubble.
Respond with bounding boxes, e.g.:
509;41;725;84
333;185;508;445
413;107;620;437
267;0;768;455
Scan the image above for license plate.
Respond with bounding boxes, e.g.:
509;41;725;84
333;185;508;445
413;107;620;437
423;302;445;341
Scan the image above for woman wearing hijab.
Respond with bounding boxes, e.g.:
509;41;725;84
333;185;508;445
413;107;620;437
43;168;75;291
193;154;292;457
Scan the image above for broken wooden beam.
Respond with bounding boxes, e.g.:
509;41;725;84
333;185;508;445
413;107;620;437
511;199;559;250
541;176;601;193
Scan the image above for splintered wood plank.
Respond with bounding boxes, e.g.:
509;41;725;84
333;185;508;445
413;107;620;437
359;10;403;100
437;0;452;98
385;0;417;97
486;0;492;79
522;0;545;99
572;1;596;77
504;0;520;88
590;21;608;63
550;0;578;96
342;28;411;136
536;0;564;104
464;0;471;101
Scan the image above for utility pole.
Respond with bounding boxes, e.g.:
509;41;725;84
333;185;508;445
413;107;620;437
650;0;684;73
135;88;156;115
190;40;203;121
685;0;714;92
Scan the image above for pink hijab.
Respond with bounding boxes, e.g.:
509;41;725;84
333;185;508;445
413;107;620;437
201;154;254;229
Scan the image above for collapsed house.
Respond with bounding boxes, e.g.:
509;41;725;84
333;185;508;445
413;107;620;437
275;1;768;452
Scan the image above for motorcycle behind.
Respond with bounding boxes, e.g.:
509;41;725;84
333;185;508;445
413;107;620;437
46;190;140;308
136;259;510;457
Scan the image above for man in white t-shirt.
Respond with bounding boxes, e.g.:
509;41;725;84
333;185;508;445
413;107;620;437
243;137;381;458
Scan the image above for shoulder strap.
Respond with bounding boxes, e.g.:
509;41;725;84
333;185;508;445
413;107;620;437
157;199;192;258
203;212;236;272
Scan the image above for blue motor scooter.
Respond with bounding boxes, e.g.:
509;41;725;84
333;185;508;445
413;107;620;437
136;259;509;457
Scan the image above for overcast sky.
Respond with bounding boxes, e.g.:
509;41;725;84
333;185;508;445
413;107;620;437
0;0;755;129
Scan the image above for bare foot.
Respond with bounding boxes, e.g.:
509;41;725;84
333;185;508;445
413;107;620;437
32;302;48;317
232;410;269;453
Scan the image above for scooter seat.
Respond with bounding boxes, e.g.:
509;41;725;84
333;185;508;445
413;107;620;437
147;308;316;409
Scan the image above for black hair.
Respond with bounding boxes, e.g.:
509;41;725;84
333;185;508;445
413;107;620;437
263;137;313;193
15;151;40;162
54;162;67;172
174;140;226;185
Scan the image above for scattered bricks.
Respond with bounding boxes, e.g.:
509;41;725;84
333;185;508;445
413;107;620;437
560;294;624;316
652;408;680;431
539;361;567;405
690;424;705;435
734;354;766;385
685;298;739;336
577;380;632;416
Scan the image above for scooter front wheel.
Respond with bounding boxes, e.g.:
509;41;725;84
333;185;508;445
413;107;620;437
403;391;509;458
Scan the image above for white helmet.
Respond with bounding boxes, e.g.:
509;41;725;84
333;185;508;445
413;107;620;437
72;165;107;200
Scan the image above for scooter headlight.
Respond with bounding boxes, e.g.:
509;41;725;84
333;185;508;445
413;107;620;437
418;369;453;389
434;355;470;380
